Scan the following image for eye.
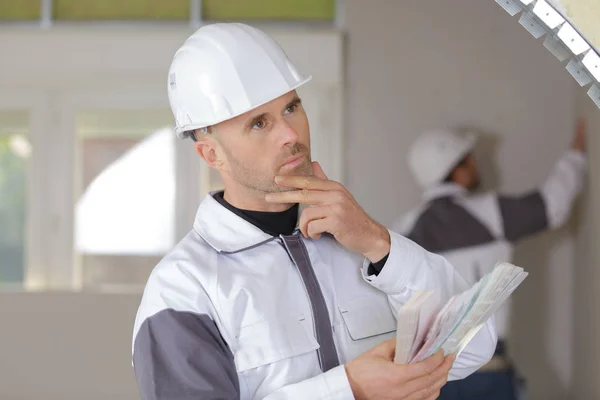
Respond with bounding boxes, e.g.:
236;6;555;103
284;104;298;115
252;119;267;129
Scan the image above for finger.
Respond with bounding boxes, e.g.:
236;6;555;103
307;217;332;240
265;188;337;205
298;206;330;238
368;338;397;360
400;350;445;381
405;364;448;399
424;390;442;400
274;174;339;191
312;161;328;180
404;379;437;400
426;354;454;382
432;359;452;387
403;363;449;400
423;374;449;400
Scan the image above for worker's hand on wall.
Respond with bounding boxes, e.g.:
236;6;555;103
571;118;587;153
265;161;390;263
344;338;454;400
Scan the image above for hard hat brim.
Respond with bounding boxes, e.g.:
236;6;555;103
174;75;313;139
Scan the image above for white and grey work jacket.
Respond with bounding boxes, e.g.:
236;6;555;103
393;149;587;340
132;193;497;400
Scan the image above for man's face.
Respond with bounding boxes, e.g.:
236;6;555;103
212;90;313;194
462;154;481;191
450;154;480;191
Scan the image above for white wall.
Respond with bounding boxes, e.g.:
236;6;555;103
345;1;579;399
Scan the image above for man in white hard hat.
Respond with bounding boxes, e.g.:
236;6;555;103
132;23;497;400
392;122;587;400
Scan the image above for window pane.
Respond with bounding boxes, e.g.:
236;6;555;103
203;0;335;21
74;109;175;288
0;0;40;21
0;111;29;284
54;0;189;20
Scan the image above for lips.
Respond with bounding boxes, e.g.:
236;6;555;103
280;154;306;169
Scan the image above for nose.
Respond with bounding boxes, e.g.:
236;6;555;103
278;119;299;147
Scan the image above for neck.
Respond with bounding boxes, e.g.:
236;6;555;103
223;184;294;212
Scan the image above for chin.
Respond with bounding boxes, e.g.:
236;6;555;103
278;160;313;176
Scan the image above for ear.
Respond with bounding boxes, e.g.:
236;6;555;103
194;137;224;169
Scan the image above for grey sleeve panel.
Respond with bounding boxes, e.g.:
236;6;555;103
133;309;240;400
498;191;549;242
406;197;495;253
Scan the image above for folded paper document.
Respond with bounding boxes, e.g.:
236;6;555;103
394;262;527;364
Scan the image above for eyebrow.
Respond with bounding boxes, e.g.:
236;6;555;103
285;96;302;110
244;96;303;130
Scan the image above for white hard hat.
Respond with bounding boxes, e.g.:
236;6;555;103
167;23;312;139
407;129;477;188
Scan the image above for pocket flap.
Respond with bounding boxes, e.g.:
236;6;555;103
234;317;319;372
339;297;397;340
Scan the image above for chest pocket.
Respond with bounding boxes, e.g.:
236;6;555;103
339;296;397;340
234;316;319;370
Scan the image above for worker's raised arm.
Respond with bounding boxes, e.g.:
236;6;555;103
497;119;587;242
538;119;587;229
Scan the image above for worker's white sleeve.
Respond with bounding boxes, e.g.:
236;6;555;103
264;365;354;400
540;149;587;229
361;230;497;381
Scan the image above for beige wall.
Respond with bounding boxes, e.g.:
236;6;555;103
345;1;579;399
0;292;141;400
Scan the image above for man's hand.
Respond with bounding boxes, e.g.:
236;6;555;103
571;118;586;153
265;161;390;262
345;338;454;400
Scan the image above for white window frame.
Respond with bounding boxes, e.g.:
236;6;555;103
0;93;43;289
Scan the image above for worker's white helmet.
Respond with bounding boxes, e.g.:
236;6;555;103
167;23;312;139
407;129;477;188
